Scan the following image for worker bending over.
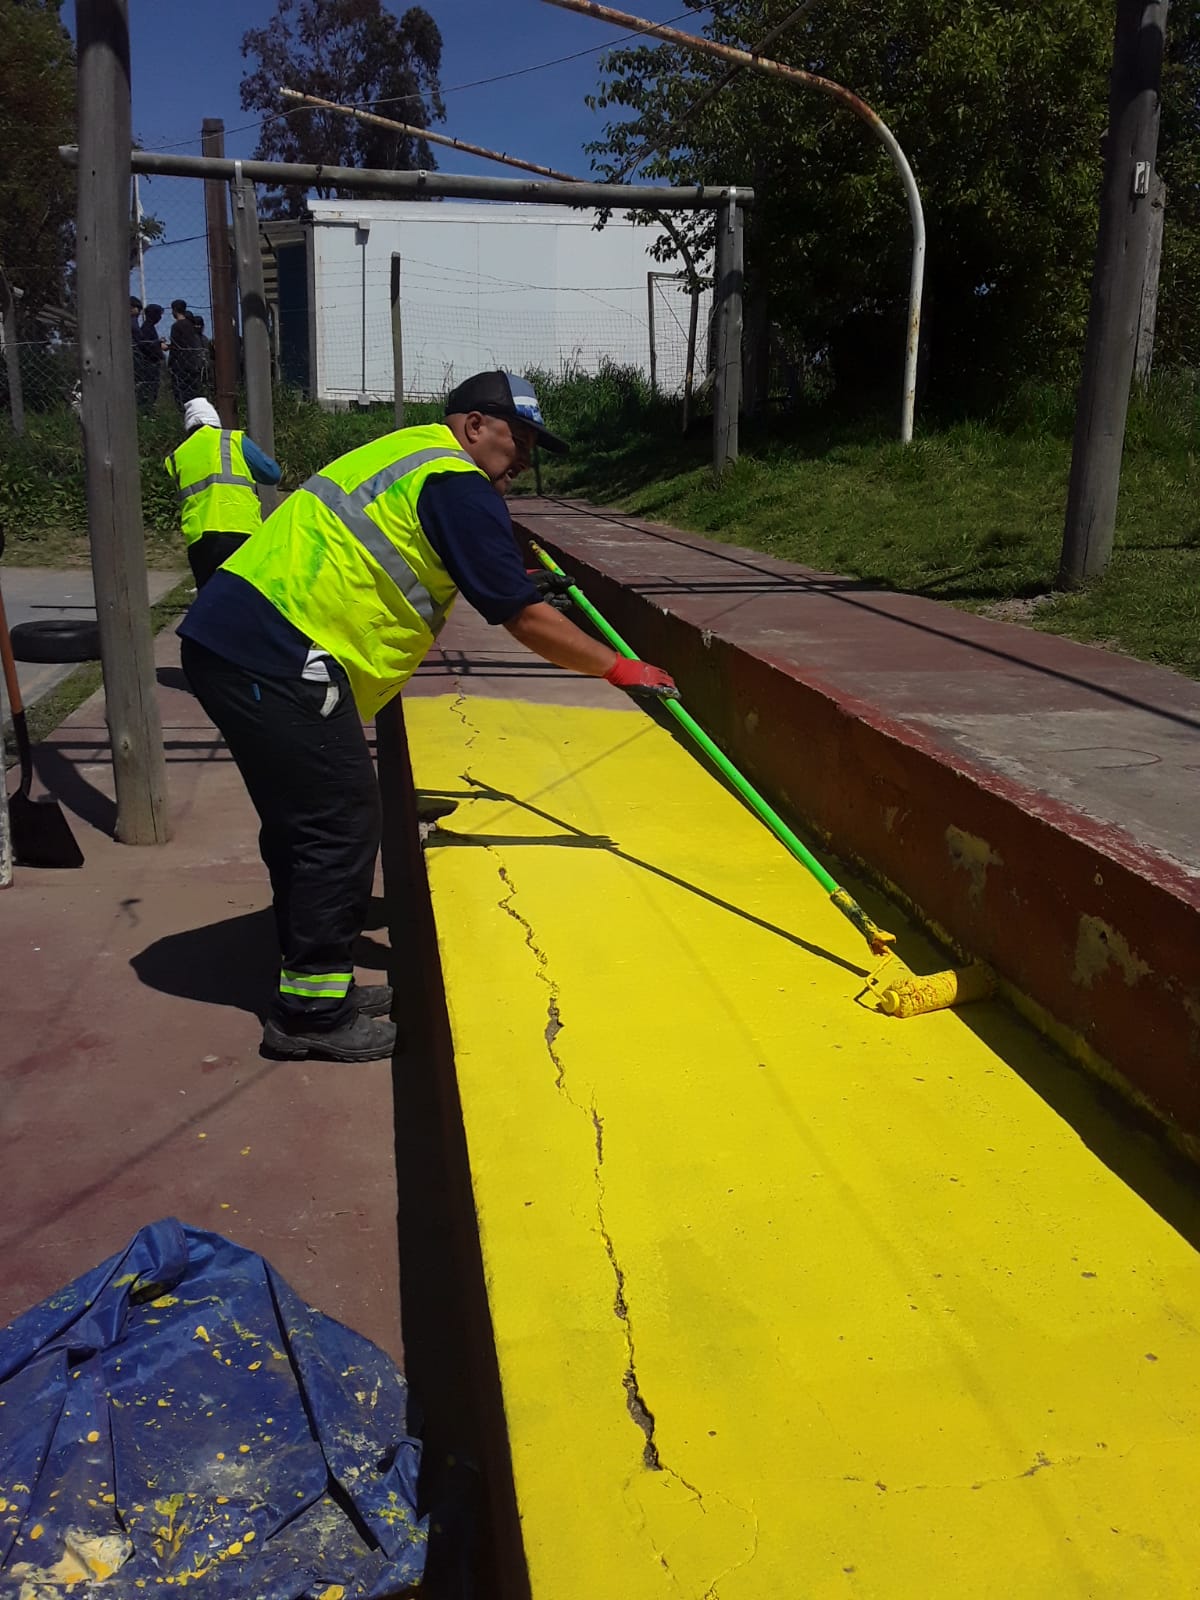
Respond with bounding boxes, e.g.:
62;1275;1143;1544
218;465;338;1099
165;398;282;588
179;371;677;1064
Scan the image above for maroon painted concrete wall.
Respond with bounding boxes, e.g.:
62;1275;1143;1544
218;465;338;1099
514;501;1200;1149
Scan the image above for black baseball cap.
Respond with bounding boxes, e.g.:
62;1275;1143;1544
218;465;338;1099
444;369;568;454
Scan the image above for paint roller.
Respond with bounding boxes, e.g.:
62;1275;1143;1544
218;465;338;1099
529;544;995;1020
857;957;994;1019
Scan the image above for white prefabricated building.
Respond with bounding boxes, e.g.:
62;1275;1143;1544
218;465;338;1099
271;199;710;405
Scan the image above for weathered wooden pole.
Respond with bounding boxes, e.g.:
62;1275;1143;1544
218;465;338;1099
75;0;169;844
230;169;277;511
1059;0;1170;588
201;118;239;427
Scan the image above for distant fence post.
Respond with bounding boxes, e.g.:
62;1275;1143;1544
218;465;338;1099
76;0;169;846
0;270;26;437
390;252;404;428
646;272;658;395
230;167;277;512
712;190;744;476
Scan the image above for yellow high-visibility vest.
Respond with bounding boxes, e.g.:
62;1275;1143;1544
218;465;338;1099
164;426;262;544
224;422;486;719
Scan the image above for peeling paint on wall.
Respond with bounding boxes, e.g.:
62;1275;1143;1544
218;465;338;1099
1073;915;1151;990
945;826;1003;905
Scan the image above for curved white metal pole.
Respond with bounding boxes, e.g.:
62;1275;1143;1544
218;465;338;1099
537;0;926;442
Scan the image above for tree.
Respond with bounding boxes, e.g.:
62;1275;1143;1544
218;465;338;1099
0;0;75;329
588;0;1200;413
240;0;445;218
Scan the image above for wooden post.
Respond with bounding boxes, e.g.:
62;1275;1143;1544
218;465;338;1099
230;171;277;511
712;191;744;476
0;269;26;437
1134;173;1165;384
75;0;169;845
201;118;239;427
1058;0;1169;589
647;272;658;395
390;252;404;428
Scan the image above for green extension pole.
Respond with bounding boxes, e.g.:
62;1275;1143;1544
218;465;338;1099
530;543;897;957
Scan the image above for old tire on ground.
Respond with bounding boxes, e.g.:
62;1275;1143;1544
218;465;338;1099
9;619;102;664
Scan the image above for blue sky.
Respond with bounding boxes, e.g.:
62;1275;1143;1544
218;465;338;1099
122;0;701;175
103;0;706;316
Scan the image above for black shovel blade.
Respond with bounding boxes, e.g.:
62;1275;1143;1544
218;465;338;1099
10;790;85;869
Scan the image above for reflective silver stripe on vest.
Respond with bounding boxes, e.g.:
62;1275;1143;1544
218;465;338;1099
176;431;256;500
301;446;474;632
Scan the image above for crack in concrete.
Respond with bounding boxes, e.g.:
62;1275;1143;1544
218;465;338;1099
490;854;702;1499
447;687;480;751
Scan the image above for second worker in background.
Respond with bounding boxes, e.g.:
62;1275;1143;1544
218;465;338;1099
165;399;282;587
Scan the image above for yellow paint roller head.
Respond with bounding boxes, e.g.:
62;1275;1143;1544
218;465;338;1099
857;958;993;1019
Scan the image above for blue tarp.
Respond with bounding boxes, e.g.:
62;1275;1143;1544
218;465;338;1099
0;1219;426;1597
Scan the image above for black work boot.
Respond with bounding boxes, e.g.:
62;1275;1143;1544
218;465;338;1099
261;1012;397;1063
352;983;393;1018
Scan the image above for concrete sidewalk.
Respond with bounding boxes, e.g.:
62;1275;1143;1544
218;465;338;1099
0;628;403;1360
0;566;184;711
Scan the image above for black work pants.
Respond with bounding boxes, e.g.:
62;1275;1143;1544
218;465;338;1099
180;638;381;1030
188;532;249;589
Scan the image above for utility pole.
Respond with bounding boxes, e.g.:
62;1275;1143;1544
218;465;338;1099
75;0;169;845
230;169;276;511
201;118;239;427
1058;0;1169;589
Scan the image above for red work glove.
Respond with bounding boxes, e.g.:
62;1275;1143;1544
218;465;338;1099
604;656;679;700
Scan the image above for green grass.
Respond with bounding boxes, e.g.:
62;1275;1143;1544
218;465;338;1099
6;368;1197;676
531;365;1200;679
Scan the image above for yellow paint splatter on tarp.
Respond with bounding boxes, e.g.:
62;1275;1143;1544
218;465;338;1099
193;1325;210;1343
157;1399;169;1408
225;1541;243;1556
9;1526;132;1586
317;1588;345;1600
151;1296;179;1309
86;1430;100;1443
237;1445;250;1455
28;1525;43;1540
247;1361;261;1371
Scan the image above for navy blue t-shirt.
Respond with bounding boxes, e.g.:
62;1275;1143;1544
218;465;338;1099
178;470;540;677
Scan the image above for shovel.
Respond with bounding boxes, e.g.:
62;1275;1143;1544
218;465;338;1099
0;576;84;869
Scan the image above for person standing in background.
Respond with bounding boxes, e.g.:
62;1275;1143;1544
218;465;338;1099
168;299;205;410
133;303;165;409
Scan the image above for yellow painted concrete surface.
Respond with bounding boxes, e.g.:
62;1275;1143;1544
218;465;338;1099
407;691;1200;1599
